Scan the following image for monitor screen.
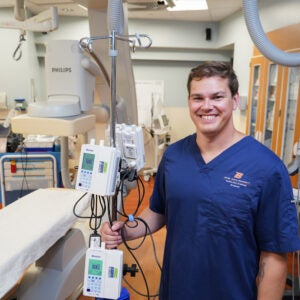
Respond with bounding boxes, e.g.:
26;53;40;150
82;152;95;171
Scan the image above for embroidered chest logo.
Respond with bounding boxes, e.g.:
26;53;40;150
234;172;244;179
224;171;251;189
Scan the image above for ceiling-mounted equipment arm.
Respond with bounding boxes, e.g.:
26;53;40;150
14;0;25;21
243;0;300;67
0;6;58;32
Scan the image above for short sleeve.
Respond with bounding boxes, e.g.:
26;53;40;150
255;162;300;253
149;153;166;215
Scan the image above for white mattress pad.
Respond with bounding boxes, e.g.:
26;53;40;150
0;188;90;298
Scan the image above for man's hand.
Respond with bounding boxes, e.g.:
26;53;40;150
100;221;123;249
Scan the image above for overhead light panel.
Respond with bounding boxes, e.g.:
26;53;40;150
168;0;208;11
78;4;87;11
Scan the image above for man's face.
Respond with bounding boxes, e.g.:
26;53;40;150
188;76;239;138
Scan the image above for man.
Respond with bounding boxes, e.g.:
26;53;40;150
101;61;300;299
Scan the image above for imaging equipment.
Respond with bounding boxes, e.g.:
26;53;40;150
11;38;99;189
28;39;102;118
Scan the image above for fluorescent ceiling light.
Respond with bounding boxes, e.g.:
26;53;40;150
78;4;88;11
168;0;208;11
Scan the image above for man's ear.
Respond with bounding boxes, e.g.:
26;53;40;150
232;93;239;110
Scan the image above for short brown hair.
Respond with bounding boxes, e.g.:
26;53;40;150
187;61;239;96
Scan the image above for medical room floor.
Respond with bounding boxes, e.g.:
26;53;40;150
78;175;166;300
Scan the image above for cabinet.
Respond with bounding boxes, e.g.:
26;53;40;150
0;152;62;207
246;24;300;187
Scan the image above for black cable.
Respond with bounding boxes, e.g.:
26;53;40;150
117;172;145;219
121;216;162;299
123;217;162;270
114;171;161;299
19;151;30;197
89;194;106;233
121;217;150;300
73;191;90;218
123;277;159;300
135;175;146;214
73;192;107;234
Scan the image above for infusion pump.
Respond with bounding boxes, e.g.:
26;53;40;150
83;241;123;299
76;124;145;196
76;141;121;196
106;123;145;171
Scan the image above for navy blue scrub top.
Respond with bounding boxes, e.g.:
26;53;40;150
150;134;300;300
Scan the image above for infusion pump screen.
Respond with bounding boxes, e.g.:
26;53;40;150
82;153;95;171
89;259;103;276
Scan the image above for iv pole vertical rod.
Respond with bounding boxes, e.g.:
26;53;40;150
110;30;117;148
110;30;118;222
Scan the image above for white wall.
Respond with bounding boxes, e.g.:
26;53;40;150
129;19;232;109
0;8;41;108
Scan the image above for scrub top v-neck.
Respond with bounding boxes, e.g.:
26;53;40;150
150;133;300;300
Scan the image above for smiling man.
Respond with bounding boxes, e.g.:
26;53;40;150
187;63;244;162
101;61;300;300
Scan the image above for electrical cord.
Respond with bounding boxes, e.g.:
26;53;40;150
73;192;107;235
6;147;30;199
121;216;162;299
121;174;162;298
19;150;30;197
89;194;107;234
117;171;145;219
115;170;162;299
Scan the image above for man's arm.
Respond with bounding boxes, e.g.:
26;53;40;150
100;207;166;248
257;251;288;300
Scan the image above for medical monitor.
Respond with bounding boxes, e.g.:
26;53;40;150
153;114;169;130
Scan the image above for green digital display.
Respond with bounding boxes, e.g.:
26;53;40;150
82;152;95;171
88;259;103;276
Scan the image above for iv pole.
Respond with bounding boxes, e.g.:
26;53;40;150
79;0;152;223
106;0;152;222
109;28;119;222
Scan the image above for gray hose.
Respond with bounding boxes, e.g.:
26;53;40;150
243;0;300;66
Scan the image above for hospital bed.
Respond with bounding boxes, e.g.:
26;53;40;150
0;188;90;300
